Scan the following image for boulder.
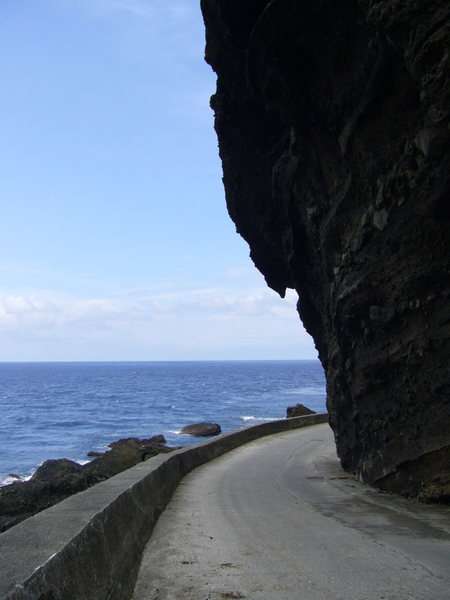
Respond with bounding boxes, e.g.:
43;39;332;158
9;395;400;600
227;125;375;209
286;404;316;418
108;434;166;448
31;458;84;483
180;422;221;437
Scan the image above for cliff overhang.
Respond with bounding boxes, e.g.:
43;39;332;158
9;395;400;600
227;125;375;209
201;0;450;502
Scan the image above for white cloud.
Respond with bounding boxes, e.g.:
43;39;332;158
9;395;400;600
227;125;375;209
129;284;297;319
0;295;61;330
2;295;35;314
0;284;317;361
224;266;254;278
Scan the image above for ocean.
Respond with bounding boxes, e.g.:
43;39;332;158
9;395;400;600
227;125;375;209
0;360;326;485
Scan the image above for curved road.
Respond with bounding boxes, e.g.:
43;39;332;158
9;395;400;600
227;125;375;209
133;423;450;599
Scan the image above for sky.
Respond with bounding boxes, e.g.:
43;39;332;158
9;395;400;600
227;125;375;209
0;0;318;361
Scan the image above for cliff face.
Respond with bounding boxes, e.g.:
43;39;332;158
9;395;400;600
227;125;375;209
201;0;450;501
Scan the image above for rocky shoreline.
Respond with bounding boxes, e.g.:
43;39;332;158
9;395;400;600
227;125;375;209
0;435;179;533
0;412;315;533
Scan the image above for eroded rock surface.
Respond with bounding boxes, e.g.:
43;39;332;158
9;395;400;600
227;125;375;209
201;0;450;501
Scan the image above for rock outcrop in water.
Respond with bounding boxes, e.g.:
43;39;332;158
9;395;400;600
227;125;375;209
286;404;316;418
180;422;222;437
0;435;175;532
201;0;450;501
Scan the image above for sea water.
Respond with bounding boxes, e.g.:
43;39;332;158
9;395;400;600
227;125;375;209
0;360;326;485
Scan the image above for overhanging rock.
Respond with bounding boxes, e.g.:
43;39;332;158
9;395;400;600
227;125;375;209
201;0;450;501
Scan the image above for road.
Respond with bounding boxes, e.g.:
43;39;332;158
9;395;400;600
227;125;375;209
132;423;450;599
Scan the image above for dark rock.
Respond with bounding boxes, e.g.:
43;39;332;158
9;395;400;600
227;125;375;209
201;0;450;501
108;434;166;448
87;451;104;457
375;445;450;504
31;458;84;483
180;423;221;437
0;434;175;533
286;404;316;418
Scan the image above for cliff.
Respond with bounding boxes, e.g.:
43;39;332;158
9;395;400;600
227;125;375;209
201;0;450;501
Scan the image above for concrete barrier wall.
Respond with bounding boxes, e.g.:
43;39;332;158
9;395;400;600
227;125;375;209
0;414;329;600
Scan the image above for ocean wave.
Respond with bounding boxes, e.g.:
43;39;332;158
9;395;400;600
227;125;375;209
239;416;279;422
0;474;32;487
284;387;326;395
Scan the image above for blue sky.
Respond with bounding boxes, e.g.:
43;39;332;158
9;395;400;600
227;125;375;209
0;0;317;361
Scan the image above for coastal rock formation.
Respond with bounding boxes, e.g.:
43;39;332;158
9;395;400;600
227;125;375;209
201;0;450;501
0;435;174;533
180;422;222;437
286;404;316;418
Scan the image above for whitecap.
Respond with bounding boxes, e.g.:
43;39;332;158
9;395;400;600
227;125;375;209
0;474;32;487
239;416;279;422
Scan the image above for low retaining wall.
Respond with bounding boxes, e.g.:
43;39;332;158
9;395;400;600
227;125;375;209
0;414;329;600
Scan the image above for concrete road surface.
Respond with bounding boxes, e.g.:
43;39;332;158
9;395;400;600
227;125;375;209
132;423;450;599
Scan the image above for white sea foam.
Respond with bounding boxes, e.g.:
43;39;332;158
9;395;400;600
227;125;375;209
0;474;32;487
239;416;278;422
